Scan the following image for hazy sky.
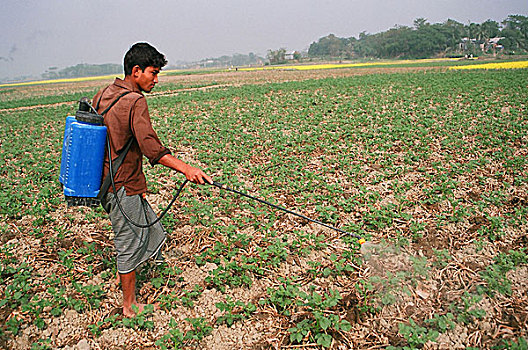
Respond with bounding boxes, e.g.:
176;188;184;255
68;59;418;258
1;0;527;81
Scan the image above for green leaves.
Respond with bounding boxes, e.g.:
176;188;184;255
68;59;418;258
398;318;440;348
264;281;351;348
215;296;256;326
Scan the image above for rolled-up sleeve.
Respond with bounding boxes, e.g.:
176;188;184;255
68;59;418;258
130;97;171;165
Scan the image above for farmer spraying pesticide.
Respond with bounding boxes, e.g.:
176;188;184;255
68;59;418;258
93;43;212;317
60;42;367;318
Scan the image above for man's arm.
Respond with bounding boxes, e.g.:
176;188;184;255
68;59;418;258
158;154;212;185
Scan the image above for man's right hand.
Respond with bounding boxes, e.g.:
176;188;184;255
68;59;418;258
183;164;213;185
158;154;212;185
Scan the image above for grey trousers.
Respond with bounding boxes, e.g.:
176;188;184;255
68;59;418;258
102;187;166;274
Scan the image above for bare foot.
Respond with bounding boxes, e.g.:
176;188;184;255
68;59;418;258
122;303;159;318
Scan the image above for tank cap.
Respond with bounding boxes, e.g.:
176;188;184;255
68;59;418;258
75;110;104;125
78;97;91;112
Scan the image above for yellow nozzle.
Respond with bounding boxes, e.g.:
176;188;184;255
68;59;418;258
358;238;366;245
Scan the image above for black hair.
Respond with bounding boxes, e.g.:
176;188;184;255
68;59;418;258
123;42;167;76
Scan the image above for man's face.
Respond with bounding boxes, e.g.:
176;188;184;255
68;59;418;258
134;66;160;93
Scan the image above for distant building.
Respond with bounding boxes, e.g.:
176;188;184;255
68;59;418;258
488;37;504;49
460;37;504;53
285;51;300;60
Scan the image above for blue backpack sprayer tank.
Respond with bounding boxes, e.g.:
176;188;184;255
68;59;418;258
60;98;108;207
60;93;131;207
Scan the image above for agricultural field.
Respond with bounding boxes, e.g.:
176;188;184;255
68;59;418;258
0;62;527;349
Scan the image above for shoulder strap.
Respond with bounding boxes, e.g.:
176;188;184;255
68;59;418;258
100;91;132;116
94;86;109;111
97;137;133;201
96;90;134;201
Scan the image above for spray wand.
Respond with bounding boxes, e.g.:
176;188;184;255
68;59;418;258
209;181;366;245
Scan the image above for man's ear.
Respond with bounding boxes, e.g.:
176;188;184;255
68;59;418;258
131;65;142;77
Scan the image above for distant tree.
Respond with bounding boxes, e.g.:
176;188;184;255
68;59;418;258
306;14;525;60
443;19;466;54
500;15;528;52
267;48;286;65
355;32;376;57
475;19;501;53
308;34;355;58
414;18;428;30
199;53;264;67
481;19;500;39
411;21;444;58
41;63;122;79
354;21;452;59
467;22;482;41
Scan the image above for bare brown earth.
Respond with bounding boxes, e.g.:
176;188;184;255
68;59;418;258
1;65;527;349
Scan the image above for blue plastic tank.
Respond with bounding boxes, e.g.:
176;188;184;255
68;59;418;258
60;100;107;206
62;121;107;197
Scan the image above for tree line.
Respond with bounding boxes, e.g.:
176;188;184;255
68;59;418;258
192;53;264;69
41;53;266;79
39;14;527;79
307;14;528;59
41;63;122;80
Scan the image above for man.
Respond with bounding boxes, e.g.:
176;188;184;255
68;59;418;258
94;42;212;317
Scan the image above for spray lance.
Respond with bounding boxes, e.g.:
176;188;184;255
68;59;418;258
208;181;366;244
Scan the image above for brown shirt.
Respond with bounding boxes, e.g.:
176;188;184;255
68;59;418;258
93;78;170;195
